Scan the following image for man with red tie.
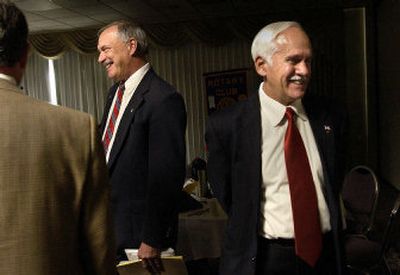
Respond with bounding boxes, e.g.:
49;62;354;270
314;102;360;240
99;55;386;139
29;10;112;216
206;21;347;275
97;21;186;274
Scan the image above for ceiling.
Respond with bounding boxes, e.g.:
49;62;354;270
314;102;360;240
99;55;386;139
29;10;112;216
12;0;340;34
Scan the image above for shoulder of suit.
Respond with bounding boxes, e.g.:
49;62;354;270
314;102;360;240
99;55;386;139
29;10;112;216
303;93;347;119
150;75;179;93
304;93;344;106
8;90;92;122
208;93;255;121
143;75;184;104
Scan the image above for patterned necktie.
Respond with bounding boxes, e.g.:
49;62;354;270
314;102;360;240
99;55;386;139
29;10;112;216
102;82;125;154
284;107;322;267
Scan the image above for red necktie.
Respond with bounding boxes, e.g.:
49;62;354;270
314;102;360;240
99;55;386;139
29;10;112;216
102;82;125;154
284;107;322;267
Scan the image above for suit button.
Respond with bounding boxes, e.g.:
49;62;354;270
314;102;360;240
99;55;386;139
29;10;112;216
251;257;256;262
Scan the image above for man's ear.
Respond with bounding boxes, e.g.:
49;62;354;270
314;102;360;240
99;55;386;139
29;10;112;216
128;39;137;56
254;56;268;77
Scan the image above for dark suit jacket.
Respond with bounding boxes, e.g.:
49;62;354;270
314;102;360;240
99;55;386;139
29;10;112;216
100;68;186;259
206;92;347;275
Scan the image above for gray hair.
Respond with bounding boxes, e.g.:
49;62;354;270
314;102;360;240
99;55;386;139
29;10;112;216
251;21;304;65
98;20;149;57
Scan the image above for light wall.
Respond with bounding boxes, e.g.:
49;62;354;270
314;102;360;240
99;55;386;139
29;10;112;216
149;40;258;163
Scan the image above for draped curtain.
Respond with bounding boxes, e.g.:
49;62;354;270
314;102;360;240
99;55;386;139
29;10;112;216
27;17;266;59
150;40;256;161
21;52;50;101
52;51;113;121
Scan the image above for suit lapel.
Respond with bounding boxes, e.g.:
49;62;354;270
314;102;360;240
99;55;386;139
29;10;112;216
304;99;328;154
304;97;339;216
304;97;344;274
303;97;331;179
107;69;154;168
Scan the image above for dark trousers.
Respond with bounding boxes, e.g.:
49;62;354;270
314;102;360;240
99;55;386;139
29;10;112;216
256;233;336;275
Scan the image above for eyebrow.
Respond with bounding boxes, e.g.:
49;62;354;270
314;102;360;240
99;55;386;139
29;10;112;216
98;45;110;51
285;53;312;62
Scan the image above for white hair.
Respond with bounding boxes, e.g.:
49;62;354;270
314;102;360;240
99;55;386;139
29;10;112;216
251;21;303;65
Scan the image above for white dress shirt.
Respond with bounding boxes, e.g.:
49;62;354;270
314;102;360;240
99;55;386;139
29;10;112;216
102;63;150;161
258;83;331;239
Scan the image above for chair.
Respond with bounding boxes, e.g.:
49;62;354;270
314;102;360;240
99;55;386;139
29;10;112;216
342;165;380;235
343;167;400;274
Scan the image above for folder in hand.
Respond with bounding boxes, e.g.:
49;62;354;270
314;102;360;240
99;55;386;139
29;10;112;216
117;256;188;275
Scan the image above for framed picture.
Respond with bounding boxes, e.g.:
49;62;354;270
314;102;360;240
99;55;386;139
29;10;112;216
204;68;249;114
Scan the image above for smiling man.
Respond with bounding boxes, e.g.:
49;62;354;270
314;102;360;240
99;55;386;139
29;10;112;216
97;21;186;274
206;21;347;275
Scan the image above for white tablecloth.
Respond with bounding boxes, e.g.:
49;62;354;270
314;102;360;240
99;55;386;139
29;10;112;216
176;198;227;261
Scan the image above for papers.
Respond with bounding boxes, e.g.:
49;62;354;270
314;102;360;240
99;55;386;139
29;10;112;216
124;248;175;261
183;178;199;194
117;256;188;275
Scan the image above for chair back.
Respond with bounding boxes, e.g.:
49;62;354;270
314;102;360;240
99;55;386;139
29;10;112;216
342;165;379;234
344;181;400;274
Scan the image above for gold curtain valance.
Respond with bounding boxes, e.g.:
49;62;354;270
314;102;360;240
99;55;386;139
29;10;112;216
27;17;270;58
27;9;343;58
29;29;99;59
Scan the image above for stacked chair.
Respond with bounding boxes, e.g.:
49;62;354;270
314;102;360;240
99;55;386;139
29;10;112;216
342;165;400;275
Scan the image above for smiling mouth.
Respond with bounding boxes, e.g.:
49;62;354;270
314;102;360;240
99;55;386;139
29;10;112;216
288;75;307;85
104;60;112;70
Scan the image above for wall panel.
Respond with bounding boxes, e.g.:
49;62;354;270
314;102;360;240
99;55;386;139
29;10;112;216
150;40;256;163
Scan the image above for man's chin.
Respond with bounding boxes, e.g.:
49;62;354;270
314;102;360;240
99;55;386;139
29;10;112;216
289;90;306;100
107;72;117;81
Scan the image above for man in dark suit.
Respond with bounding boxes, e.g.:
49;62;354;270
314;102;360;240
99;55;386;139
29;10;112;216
97;21;186;273
206;21;347;275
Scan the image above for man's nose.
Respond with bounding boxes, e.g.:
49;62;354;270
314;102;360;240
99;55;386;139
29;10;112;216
297;61;310;75
98;52;105;63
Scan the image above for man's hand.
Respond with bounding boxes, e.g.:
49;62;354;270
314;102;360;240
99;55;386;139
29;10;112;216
137;242;165;274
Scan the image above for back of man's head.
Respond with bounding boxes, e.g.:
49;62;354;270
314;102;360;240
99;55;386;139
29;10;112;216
0;0;28;67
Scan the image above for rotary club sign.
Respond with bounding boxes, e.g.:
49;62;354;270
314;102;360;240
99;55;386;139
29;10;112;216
204;69;248;114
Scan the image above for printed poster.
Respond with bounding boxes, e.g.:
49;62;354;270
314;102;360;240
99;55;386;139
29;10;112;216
204;69;248;114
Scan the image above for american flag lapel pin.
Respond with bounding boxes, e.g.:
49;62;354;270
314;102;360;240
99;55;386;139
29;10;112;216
324;125;332;134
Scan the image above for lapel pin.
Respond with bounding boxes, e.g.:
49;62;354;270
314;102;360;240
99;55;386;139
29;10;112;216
324;125;332;134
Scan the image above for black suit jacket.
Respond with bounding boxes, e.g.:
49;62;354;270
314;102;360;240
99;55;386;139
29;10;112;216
206;92;347;275
100;68;186;259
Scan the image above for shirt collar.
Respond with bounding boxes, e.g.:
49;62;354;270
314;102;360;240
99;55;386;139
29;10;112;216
0;73;17;86
258;82;308;126
123;63;150;96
